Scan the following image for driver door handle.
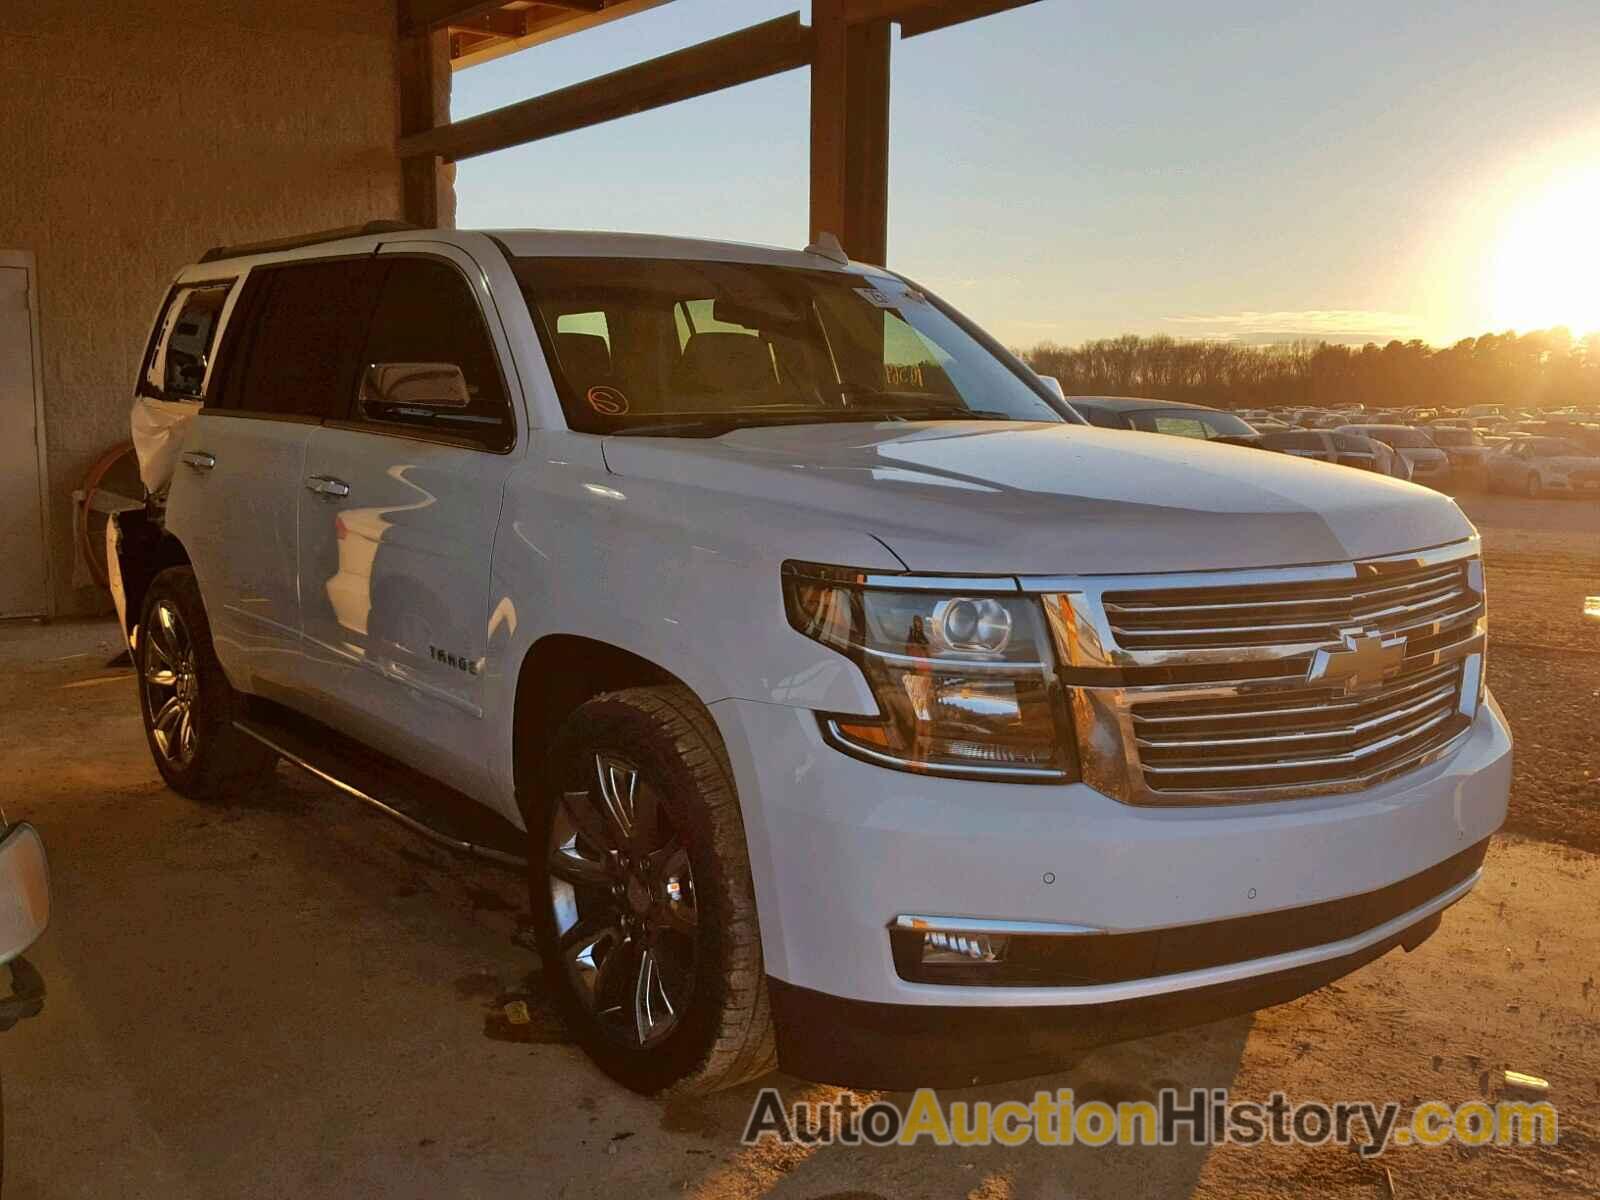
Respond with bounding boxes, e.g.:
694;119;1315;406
181;451;216;472
305;475;351;499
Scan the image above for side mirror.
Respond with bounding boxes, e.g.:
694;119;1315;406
1037;374;1066;401
359;362;471;418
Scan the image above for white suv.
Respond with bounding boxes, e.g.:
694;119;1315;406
110;225;1512;1094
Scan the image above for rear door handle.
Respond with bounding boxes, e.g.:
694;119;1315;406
305;476;351;499
181;451;216;472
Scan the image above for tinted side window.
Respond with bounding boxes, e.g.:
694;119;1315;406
141;283;233;400
1078;405;1125;430
354;258;513;451
1263;431;1329;455
214;260;378;419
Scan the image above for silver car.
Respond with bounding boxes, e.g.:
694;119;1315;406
1486;436;1600;498
1338;424;1451;488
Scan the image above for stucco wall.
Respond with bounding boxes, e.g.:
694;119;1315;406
0;1;422;615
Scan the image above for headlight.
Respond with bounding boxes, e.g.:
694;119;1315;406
782;562;1078;781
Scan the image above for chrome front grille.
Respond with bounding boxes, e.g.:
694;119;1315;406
1102;558;1477;652
1030;541;1486;806
1131;660;1467;794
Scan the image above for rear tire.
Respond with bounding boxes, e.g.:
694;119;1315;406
137;567;277;801
530;685;775;1095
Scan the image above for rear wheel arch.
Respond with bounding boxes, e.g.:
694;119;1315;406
113;510;193;641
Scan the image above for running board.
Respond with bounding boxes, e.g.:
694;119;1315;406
233;704;527;870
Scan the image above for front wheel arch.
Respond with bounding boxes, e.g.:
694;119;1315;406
511;634;688;829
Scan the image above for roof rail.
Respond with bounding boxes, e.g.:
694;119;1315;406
197;220;421;264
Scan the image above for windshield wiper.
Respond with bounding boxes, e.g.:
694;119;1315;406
834;384;1020;421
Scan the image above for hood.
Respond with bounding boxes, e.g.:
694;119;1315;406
601;421;1476;576
1396;446;1448;463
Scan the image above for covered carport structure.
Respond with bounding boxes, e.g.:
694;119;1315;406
0;0;1041;621
396;0;1043;265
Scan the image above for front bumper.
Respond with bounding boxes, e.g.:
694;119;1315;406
712;692;1511;1085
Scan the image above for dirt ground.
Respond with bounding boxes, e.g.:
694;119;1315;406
0;491;1594;1199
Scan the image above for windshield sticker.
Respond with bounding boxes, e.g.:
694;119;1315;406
885;363;928;389
586;385;629;416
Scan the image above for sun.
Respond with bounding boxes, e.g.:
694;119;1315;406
1487;165;1600;336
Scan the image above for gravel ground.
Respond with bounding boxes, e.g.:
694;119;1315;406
0;490;1594;1199
1454;491;1600;853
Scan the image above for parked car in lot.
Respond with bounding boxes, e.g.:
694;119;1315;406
1258;429;1412;479
1485;436;1600;498
110;224;1511;1094
1064;396;1262;445
1338;424;1450;487
1425;424;1491;485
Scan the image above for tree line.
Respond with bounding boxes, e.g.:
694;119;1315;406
1020;328;1600;412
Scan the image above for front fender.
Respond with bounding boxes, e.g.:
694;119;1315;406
481;434;902;794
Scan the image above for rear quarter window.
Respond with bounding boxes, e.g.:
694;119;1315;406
140;282;235;401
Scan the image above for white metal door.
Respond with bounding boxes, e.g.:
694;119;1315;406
0;257;51;618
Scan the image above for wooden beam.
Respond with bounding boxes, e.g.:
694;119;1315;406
811;0;890;264
452;9;528;39
400;0;508;37
810;0;849;253
401;12;813;162
842;18;889;265
841;0;1043;35
897;0;1044;38
450;0;673;70
398;29;457;226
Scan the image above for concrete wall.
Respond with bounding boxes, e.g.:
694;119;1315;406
0;1;429;615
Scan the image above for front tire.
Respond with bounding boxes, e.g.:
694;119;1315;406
530;686;775;1095
137;567;277;801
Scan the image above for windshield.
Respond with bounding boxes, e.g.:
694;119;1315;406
512;256;1071;435
1125;408;1257;439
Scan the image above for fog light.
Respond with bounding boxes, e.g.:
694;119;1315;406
921;931;1009;965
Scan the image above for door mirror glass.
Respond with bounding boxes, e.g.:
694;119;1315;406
359;362;471;419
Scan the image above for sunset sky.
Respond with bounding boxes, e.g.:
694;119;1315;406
453;0;1600;349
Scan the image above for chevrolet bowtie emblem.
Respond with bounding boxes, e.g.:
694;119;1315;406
1307;630;1407;694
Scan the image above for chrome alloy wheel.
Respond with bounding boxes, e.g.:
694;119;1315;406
143;600;200;767
547;753;698;1048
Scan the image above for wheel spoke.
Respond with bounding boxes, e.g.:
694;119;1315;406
559;911;622;957
155;603;186;661
548;843;615;890
594;754;638;845
633;947;675;1044
153;696;184;737
177;707;196;761
145;630;175;674
148;611;180;668
559;789;616;855
591;933;639;1013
